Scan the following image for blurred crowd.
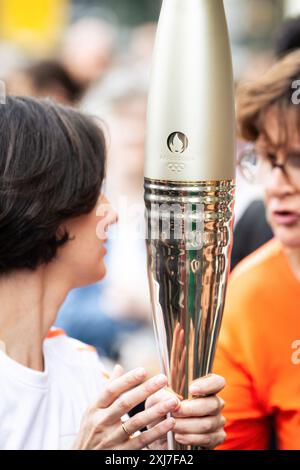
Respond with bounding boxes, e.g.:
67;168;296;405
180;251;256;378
0;14;160;373
1;5;299;374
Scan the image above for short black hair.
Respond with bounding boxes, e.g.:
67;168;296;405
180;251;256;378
275;16;300;58
0;96;106;275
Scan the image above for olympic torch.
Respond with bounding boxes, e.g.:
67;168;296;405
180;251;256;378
144;0;235;450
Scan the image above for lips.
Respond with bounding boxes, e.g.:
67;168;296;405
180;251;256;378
271;210;300;226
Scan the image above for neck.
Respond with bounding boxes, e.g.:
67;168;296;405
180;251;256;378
0;264;72;371
283;246;300;282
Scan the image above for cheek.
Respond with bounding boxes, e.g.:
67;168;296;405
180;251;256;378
76;247;108;285
264;203;272;227
72;225;107;278
263;192;270;209
263;196;272;225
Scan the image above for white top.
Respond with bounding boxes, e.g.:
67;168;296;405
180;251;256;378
0;328;109;450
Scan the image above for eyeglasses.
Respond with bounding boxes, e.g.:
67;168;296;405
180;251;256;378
238;144;300;190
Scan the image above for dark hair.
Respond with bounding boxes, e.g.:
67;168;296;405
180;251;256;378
20;60;85;104
0;96;106;275
275;16;300;59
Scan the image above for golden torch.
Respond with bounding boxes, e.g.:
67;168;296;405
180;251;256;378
144;0;235;450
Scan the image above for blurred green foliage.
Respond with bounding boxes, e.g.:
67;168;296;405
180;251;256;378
101;0;161;25
72;0;161;26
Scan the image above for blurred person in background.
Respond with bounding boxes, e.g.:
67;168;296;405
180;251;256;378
60;17;117;91
126;22;156;74
232;14;300;270
0;43;28;82
214;51;300;450
230;198;273;269
275;15;300;58
94;70;149;325
6;59;84;106
57;68;154;368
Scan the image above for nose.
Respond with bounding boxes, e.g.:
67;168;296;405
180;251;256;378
265;166;295;199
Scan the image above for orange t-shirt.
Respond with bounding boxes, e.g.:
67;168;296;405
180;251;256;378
213;239;300;450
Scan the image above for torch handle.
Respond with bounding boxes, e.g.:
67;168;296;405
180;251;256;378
145;178;235;450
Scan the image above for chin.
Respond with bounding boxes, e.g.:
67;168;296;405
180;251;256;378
98;268;107;282
274;226;300;249
96;262;107;282
75;264;107;288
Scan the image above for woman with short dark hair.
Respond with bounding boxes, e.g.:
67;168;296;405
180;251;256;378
0;96;226;450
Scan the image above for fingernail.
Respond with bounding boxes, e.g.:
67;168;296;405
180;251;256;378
153;374;167;386
166;397;179;407
134;367;146;379
189;384;201;394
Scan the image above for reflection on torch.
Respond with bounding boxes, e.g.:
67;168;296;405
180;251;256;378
144;0;236;450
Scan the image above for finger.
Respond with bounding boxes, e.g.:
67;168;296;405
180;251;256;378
173;395;225;418
189;374;226;396
146;390;181;430
173;414;226;435
146;387;180;409
115;396;180;443
95;367;147;408
111;364;125;381
174;429;227;449
121;418;175;450
107;374;169;422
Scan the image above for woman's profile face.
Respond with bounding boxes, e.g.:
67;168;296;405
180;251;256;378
260;107;300;248
56;194;118;287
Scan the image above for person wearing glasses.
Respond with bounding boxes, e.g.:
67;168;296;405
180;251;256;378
231;14;300;271
214;50;300;450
